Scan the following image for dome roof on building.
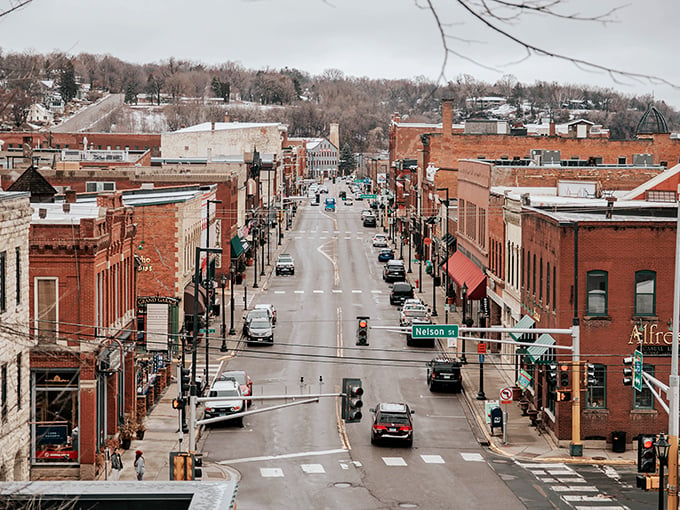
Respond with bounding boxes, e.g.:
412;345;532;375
636;105;669;135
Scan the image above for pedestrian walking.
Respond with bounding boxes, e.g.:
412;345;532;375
110;447;123;480
134;450;145;481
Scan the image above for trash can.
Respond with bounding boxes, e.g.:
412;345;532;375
612;431;626;453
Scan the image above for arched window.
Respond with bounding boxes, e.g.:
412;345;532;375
635;270;656;316
586;270;608;316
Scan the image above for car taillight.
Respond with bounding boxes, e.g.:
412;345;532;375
373;425;387;430
432;372;437;378
399;426;412;432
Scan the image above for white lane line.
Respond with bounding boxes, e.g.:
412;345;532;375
563;495;615;502
314;290;324;294
332;289;343;293
319;236;327;239
460;453;484;462
556;477;587;483
344;236;352;240
345;231;352;233
334;230;340;233
299;230;306;233
352;290;362;293
260;468;284;477
551;486;598;492
371;290;382;294
421;455;445;464
352;461;362;467
573;507;625;510
340;463;349;470
294;290;304;294
382;457;407;466
274;291;285;294
301;464;325;474
322;230;329;233
220;448;348;465
295;236;302;239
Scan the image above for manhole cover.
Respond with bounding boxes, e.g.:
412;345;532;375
398;504;418;508
334;482;352;489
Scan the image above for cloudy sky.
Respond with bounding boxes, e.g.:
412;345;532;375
2;0;679;108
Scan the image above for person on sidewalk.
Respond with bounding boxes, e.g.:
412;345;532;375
134;450;145;481
110;447;123;480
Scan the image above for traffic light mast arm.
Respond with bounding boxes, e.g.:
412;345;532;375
641;371;670;414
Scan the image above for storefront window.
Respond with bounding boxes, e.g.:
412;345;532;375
32;369;79;464
635;364;655;409
585;364;606;409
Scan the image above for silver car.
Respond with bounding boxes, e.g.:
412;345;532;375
247;317;274;344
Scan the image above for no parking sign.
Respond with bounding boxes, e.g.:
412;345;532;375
500;387;513;405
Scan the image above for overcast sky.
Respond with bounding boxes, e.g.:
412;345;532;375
2;0;679;108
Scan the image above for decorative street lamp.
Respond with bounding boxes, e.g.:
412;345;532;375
461;282;468;364
252;225;259;288
476;311;487;400
228;263;236;336
219;273;228;352
656;433;670;510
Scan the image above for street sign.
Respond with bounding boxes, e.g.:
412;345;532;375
360;194;377;199
500;387;513;404
411;324;459;339
517;368;532;390
478;354;485;364
477;343;487;354
633;349;643;392
446;337;457;349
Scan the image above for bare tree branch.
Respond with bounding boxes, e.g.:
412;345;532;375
0;0;32;19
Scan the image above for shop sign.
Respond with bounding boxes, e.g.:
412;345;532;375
629;322;673;356
137;296;180;306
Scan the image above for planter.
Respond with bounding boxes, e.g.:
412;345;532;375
136;430;146;440
120;437;132;450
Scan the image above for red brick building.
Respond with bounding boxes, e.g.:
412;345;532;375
29;193;138;480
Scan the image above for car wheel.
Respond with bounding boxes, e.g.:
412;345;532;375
371;435;377;445
405;438;413;448
236;417;244;427
429;381;437;392
292;270;295;275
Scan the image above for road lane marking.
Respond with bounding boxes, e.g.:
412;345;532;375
421;455;445;464
314;290;324;293
260;468;284;477
332;289;342;293
551;486;598;492
301;464;325;474
294;290;304;294
382;457;407;466
274;291;285;294
460;453;484;462
344;236;352;240
351;290;362;293
221;448;348;465
371;290;382;293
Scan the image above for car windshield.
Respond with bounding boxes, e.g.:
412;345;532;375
210;389;240;398
222;373;246;385
378;413;410;425
405;309;428;317
278;256;293;262
248;310;268;320
250;319;270;328
394;284;411;292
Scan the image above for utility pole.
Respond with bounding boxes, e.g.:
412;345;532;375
437;187;450;324
205;199;221;383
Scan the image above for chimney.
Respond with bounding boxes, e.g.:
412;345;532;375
224;113;230;123
442;98;454;140
65;189;77;203
39;208;47;219
62;203;70;213
329;123;339;149
549;121;556;137
606;196;617;219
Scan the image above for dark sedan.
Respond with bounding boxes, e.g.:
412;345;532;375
378;249;395;262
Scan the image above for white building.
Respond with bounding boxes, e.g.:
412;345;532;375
305;138;338;179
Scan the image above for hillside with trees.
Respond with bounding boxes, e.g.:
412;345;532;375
1;51;679;154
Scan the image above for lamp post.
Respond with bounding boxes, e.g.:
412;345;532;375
476;312;486;400
657;433;670;510
418;215;423;293
399;225;404;260
205;199;222;391
252;225;259;288
260;221;265;276
461;282;468;364
219;273;228;352
407;222;413;273
431;244;438;317
228;264;236;336
437;187;450;324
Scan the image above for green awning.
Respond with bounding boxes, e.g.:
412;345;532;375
230;235;245;259
510;315;535;341
526;334;556;363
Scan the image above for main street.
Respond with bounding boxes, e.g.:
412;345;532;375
201;179;525;509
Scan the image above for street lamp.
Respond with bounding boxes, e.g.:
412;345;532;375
228;264;236;336
476;311;486;400
461;282;468;364
252;225;259;288
219;273;228;352
437;187;450;324
431;242;438;317
656;433;670;510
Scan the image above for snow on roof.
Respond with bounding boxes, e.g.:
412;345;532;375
171;122;282;134
392;122;442;129
620;163;680;201
31;203;103;224
73;187;208;207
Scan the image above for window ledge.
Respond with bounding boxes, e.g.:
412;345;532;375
583;315;612;323
632;315;658;321
631;409;658;416
584;408;609;415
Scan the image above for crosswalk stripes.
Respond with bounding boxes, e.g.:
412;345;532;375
516;461;624;509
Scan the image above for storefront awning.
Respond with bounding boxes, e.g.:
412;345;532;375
230;235;245;259
510;314;535;341
526;333;555;362
444;251;486;300
183;282;207;315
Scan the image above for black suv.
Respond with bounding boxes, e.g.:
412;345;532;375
383;260;406;283
363;215;377;227
426;358;462;392
390;281;414;305
370;402;414;447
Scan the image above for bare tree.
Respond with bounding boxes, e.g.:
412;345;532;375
0;0;32;19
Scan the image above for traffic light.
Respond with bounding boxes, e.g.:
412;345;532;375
170;452;193;480
356;316;369;346
192;453;203;479
623;357;633;386
342;378;363;423
547;363;558;386
180;367;191;396
172;397;184;410
559;363;570;387
584;362;597;387
556;390;571;402
637;435;657;473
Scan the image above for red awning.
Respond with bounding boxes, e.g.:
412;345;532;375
444;251;487;299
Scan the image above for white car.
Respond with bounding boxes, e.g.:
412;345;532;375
344;199;354;206
372;234;388;247
247;317;274;344
205;380;245;426
254;303;277;324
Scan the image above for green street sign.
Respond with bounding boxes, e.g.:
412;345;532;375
411;324;459;339
633;349;643;392
200;328;216;334
360;194;377;199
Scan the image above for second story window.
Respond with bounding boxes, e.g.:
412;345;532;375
585;364;606;409
586;270;608;316
635;270;656;316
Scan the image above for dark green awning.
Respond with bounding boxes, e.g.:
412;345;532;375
527;334;556;363
230;235;245;259
510;315;535;341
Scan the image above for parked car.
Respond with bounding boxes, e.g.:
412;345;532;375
344;199;354;206
401;298;424;309
243;309;270;334
275;254;295;276
205;380;245;426
400;306;431;327
363;215;377;227
254;303;277;325
383;260;406;282
370;402;414;447
372;234;388;247
361;209;373;221
218;370;253;407
426;358;462;393
247;317;274;344
378;249;395;262
319;185;329;193
390;281;414;305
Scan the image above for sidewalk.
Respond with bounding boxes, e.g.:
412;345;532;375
391;237;637;465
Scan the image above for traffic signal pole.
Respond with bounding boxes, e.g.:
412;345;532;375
667;194;680;510
570;319;582;457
